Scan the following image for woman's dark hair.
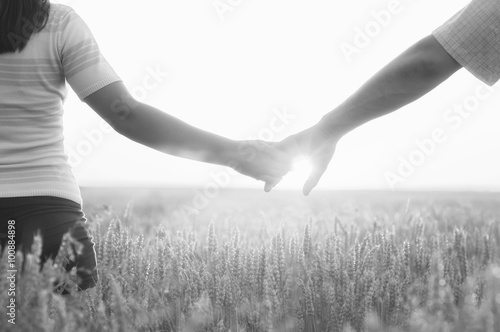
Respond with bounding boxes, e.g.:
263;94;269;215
0;0;50;54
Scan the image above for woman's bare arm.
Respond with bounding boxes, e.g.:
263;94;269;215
83;82;291;188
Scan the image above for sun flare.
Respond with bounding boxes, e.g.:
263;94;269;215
279;156;313;189
292;156;313;173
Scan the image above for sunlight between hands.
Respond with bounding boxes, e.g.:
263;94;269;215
230;125;339;195
229;140;293;192
275;124;339;195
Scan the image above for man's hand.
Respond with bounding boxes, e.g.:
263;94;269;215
271;35;461;195
276;125;340;195
229;140;293;192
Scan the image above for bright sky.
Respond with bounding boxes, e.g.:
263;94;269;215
54;0;500;192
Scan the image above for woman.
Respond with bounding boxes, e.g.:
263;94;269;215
0;0;289;292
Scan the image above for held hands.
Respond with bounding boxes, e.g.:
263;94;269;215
275;124;339;195
232;124;340;195
228;140;293;192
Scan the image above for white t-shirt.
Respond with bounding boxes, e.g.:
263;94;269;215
0;4;122;204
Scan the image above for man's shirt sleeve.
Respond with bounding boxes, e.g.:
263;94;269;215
433;0;500;86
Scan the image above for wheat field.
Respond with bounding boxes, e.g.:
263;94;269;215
1;189;500;332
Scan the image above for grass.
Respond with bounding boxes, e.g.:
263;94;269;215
1;189;500;331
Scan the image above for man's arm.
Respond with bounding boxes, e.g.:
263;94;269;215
319;34;462;137
280;35;462;195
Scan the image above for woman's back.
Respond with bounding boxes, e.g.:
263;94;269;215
0;4;120;204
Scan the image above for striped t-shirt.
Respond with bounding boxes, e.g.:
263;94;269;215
0;4;121;205
433;0;500;86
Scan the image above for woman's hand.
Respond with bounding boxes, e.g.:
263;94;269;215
228;140;293;192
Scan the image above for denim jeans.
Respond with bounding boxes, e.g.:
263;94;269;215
0;196;98;291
